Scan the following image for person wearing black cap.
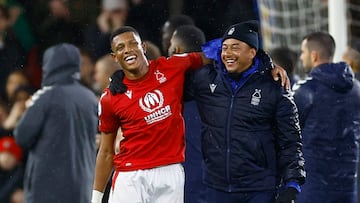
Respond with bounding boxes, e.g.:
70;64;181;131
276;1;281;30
183;20;305;203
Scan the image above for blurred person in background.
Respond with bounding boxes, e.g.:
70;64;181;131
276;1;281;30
2;85;34;134
168;24;207;203
343;39;360;203
84;0;129;61
0;101;9;135
0;0;36;52
79;48;96;90
269;47;300;87
37;0;83;57
343;41;360;81
14;43;98;203
0;5;26;101
94;54;122;96
4;70;29;104
0;136;24;203
294;32;360;203
161;14;194;55
144;40;161;60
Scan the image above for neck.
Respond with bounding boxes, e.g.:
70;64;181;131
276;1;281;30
313;57;333;68
124;64;149;80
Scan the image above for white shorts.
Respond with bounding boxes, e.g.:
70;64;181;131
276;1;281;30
108;163;185;203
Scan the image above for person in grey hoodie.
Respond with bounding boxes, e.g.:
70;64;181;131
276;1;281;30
14;43;98;203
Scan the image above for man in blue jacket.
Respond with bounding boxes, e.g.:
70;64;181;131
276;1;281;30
185;20;305;203
294;32;360;203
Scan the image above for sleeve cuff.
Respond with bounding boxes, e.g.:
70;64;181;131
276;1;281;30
286;181;301;193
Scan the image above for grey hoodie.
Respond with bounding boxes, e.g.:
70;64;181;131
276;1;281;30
14;43;98;203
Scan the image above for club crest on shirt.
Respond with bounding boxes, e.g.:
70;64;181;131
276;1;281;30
251;89;261;106
154;70;167;83
139;89;172;124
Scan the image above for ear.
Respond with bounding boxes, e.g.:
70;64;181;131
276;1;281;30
250;48;256;59
110;52;118;62
174;46;182;54
310;51;318;63
142;41;147;54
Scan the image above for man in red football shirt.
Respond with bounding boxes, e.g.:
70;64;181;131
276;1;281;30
91;26;289;203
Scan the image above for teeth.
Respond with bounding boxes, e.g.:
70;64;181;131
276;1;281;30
226;59;235;63
125;56;136;61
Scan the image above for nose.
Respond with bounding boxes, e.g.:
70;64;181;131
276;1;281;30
222;48;232;56
124;45;133;53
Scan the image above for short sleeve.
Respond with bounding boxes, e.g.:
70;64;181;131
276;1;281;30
171;52;203;71
98;90;120;133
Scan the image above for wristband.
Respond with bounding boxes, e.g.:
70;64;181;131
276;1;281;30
91;190;104;203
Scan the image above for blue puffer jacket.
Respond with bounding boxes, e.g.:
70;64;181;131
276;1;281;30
293;62;360;191
185;47;305;192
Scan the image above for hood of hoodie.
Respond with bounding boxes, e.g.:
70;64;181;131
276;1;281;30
309;62;354;92
41;43;81;86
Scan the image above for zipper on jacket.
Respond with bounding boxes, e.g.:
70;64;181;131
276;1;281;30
225;70;259;192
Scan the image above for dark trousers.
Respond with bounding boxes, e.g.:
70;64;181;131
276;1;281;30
205;187;276;203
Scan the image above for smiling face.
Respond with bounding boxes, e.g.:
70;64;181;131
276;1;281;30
221;38;256;74
111;31;149;79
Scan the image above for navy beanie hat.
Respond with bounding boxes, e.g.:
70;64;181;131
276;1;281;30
222;20;259;50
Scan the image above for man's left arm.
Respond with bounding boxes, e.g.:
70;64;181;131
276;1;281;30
274;89;306;203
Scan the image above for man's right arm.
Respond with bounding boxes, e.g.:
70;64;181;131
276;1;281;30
92;131;116;203
198;52;212;65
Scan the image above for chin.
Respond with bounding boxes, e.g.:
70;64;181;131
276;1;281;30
226;68;237;73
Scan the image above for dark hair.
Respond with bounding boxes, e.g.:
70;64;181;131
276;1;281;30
109;26;141;44
0;5;9;19
303;31;335;60
269;47;298;74
167;15;195;31
173;25;206;52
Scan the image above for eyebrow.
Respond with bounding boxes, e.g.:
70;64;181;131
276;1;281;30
222;43;241;47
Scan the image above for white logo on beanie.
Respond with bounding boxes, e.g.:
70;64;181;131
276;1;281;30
228;27;235;35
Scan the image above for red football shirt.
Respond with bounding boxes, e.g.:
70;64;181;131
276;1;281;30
98;53;203;171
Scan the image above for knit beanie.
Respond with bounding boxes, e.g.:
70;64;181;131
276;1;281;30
222;20;259;50
0;136;23;161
